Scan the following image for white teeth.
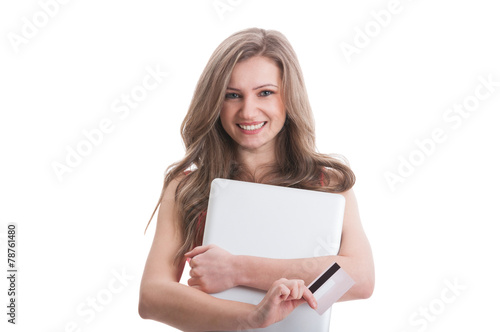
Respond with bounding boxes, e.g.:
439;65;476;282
238;122;265;131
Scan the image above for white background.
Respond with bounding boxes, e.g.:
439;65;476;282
1;0;499;331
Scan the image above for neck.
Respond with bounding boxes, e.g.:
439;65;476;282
236;145;276;181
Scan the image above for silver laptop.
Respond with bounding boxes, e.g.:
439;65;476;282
202;178;346;332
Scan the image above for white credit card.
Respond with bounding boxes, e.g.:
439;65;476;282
307;262;355;315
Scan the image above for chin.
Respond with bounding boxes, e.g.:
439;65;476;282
238;141;265;151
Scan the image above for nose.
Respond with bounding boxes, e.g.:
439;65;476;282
239;95;259;119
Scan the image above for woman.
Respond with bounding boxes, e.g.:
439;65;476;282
139;28;374;331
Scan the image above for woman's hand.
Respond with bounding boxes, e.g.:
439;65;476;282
245;278;317;329
184;244;239;294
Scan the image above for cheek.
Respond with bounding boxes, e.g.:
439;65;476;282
219;107;232;133
274;101;286;124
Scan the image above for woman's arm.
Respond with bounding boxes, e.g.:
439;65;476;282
139;176;255;331
186;188;375;301
138;176;317;331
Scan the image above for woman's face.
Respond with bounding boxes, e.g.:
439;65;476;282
220;56;286;154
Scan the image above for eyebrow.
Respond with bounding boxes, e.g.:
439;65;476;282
226;84;279;91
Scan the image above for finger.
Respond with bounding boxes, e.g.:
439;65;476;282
292;298;306;308
301;287;318;309
277;279;301;299
289;280;303;299
278;284;291;302
287;284;297;300
187;277;194;286
184;245;210;258
185;245;209;257
187;278;203;289
279;280;317;309
189;255;201;268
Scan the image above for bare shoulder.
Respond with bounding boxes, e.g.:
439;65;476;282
321;166;354;192
160;172;187;207
339;188;360;223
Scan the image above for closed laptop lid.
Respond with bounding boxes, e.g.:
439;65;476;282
202;178;345;332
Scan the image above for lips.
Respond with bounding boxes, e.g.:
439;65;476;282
237;121;266;131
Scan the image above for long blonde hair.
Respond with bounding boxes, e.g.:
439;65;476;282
145;28;355;265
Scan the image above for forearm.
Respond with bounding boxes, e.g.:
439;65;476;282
234;254;374;301
139;279;257;331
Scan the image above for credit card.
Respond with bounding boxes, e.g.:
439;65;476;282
307;262;355;315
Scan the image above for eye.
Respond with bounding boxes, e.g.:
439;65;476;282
259;90;274;97
225;93;240;99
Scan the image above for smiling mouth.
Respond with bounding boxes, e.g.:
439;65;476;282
237;122;266;131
